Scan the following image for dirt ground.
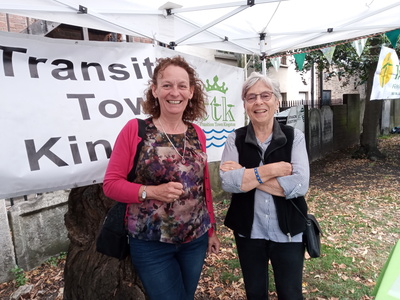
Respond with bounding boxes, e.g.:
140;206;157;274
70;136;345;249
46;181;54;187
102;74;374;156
1;135;399;300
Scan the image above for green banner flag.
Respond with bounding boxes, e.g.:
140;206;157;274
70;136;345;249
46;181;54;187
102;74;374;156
385;29;400;48
294;53;306;71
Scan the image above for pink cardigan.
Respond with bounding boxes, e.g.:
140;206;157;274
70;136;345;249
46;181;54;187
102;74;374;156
103;118;216;236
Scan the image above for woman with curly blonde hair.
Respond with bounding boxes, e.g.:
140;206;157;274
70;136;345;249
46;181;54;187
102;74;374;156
104;56;220;300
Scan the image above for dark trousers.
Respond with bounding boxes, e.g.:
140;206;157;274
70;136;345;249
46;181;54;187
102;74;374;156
234;233;305;300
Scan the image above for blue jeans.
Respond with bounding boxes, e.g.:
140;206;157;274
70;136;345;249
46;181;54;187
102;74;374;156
129;233;208;300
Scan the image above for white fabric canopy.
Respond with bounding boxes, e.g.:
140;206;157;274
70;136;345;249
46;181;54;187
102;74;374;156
1;0;400;56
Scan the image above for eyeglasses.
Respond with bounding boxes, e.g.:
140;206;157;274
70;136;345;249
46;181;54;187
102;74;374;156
245;91;274;103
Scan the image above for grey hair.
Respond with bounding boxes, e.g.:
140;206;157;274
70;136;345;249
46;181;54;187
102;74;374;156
241;72;282;101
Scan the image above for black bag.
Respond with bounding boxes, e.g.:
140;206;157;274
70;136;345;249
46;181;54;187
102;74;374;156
96;202;129;259
96;118;146;259
303;214;322;258
290;200;323;258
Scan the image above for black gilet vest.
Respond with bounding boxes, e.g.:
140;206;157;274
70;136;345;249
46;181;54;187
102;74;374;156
224;121;308;239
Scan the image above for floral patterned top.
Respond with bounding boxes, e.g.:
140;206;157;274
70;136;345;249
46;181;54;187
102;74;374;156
127;119;211;244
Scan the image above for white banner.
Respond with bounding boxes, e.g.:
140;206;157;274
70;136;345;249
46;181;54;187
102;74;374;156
371;46;400;100
0;31;244;198
286;105;305;132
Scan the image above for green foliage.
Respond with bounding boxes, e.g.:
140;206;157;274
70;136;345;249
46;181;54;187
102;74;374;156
46;256;58;267
46;252;67;267
379;135;392;139
221;198;231;206
11;266;27;287
245;54;263;72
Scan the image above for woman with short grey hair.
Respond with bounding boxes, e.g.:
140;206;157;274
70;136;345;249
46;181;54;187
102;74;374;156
220;72;310;299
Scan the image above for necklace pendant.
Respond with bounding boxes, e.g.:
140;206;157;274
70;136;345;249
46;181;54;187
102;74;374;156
158;119;187;164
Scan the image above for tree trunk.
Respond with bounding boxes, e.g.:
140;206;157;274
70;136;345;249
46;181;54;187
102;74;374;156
354;63;386;160
63;184;147;300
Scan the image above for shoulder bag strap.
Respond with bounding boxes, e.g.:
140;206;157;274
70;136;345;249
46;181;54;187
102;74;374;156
127;118;146;183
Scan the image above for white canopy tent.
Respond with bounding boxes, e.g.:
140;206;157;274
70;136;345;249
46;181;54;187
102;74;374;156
1;0;399;198
1;0;400;61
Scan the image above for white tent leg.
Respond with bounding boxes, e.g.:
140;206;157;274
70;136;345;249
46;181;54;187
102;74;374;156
262;59;266;75
260;33;267;75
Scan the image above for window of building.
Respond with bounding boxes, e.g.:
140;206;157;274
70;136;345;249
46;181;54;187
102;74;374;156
322;90;331;106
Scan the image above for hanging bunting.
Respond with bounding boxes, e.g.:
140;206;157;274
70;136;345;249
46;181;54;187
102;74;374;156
267;31;388;61
352;38;368;57
270;57;281;71
320;46;336;64
385;29;400;48
294;53;306;71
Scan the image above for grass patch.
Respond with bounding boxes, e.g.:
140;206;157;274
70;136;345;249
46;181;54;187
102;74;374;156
220;258;242;283
304;244;374;299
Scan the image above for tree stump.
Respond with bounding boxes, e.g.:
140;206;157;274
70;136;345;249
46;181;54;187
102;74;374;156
63;184;147;300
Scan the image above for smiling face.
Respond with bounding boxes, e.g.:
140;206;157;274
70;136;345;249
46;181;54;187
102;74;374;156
244;80;279;127
151;65;194;119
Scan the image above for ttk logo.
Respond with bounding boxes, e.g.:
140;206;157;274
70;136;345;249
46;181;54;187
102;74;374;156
204;75;235;122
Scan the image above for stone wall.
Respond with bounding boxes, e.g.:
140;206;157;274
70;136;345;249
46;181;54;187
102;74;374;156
317;71;366;103
9;191;70;271
383;99;400;134
307;94;361;162
0;191;70;283
393;99;400;128
332;94;361;151
308;108;323;162
0;199;16;283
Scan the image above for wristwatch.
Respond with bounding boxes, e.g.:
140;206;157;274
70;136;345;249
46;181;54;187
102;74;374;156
140;185;147;201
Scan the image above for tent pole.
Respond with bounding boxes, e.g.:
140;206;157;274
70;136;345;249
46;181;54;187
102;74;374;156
311;62;315;108
82;28;89;40
260;33;267;75
243;54;248;79
262;59;266;75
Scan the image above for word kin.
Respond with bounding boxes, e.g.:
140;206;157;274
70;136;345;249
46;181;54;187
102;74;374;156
25;136;112;171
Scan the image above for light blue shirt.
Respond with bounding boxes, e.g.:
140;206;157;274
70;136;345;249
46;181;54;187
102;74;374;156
220;128;310;242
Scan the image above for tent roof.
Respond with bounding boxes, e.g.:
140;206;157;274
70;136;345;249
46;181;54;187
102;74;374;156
1;0;400;56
